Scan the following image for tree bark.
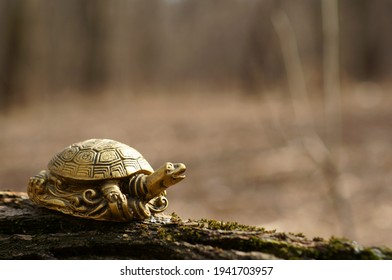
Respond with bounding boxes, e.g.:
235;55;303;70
0;191;390;260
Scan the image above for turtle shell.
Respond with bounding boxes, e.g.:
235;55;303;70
48;139;154;180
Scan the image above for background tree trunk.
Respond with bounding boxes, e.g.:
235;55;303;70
0;191;390;260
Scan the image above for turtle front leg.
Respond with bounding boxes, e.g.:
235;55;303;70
100;182;133;221
100;183;152;221
101;180;152;220
101;182;126;205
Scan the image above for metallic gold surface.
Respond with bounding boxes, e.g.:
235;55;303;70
27;139;186;222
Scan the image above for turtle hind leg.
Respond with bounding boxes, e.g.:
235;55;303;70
27;170;50;201
28;171;69;209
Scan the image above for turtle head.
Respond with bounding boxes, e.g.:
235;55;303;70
162;162;187;186
144;162;186;200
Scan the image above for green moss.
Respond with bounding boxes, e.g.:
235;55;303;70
170;212;182;223
240;236;312;259
156;227;174;242
316;237;392;260
163;213;392;260
195;218;265;232
289;232;306;238
177;226;203;242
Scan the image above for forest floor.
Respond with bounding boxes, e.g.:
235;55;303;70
1;84;392;247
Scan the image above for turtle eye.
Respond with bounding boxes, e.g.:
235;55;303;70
166;163;173;169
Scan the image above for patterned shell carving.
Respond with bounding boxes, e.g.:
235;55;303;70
48;139;154;180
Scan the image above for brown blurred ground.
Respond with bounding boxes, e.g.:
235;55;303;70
1;85;392;247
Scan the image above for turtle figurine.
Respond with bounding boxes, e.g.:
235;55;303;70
28;138;186;222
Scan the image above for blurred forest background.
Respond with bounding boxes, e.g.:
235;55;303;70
1;0;392;247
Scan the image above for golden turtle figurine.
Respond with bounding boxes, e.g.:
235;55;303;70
28;139;186;221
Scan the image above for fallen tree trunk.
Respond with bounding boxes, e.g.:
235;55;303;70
0;191;391;260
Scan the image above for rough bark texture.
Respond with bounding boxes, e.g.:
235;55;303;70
0;191;391;260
